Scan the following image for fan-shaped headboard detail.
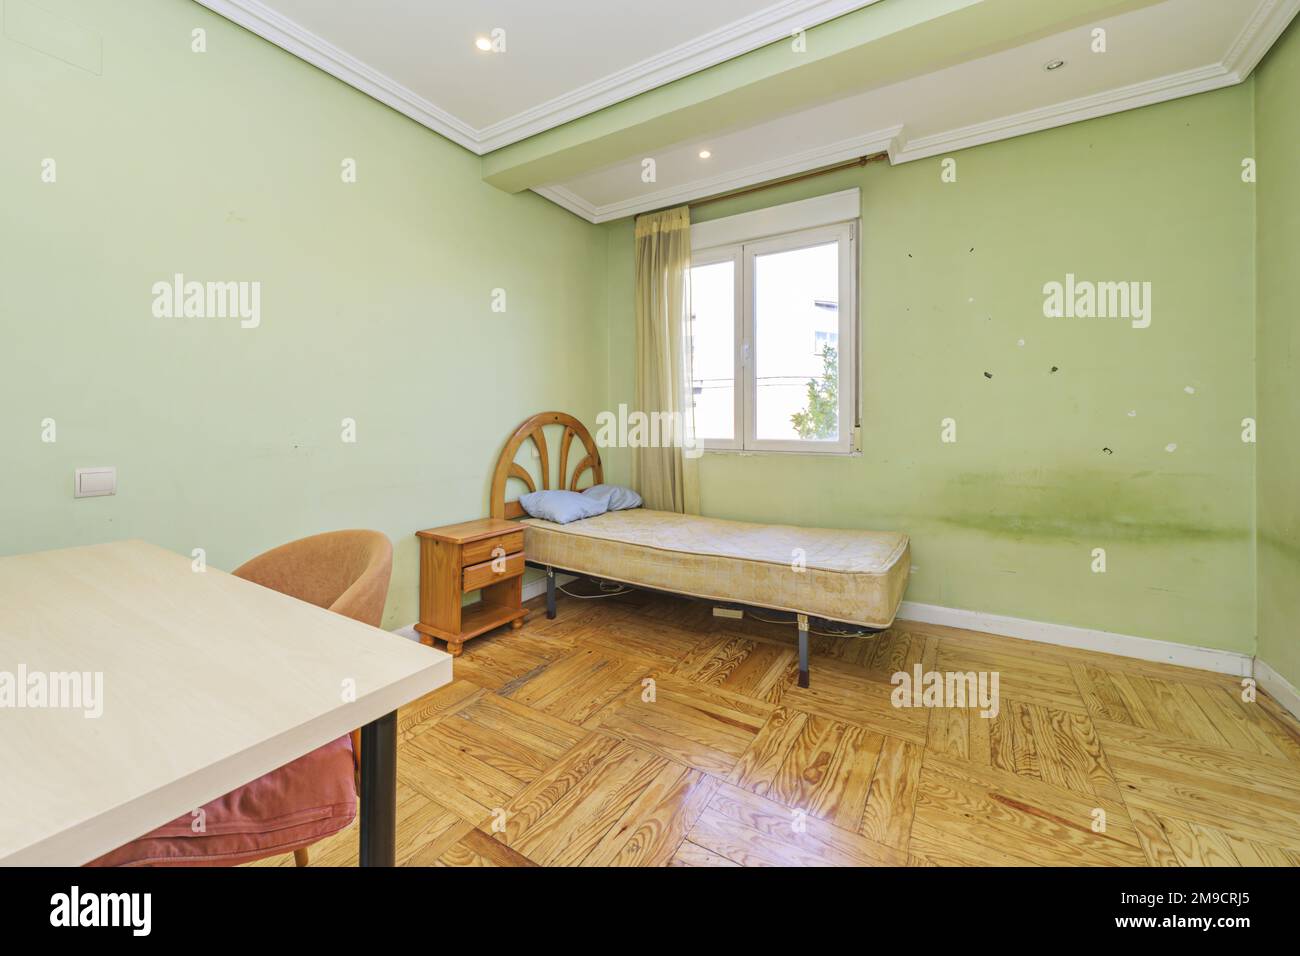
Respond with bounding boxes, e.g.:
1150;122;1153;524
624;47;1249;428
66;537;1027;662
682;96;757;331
491;412;605;519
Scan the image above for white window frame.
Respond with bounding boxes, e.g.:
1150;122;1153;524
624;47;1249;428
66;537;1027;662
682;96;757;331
744;222;855;454
690;189;859;456
689;245;744;450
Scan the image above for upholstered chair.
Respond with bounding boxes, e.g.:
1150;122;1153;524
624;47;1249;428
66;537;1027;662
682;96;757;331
88;530;393;867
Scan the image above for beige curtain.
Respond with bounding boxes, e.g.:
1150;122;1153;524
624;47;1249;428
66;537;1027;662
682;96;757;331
633;206;700;514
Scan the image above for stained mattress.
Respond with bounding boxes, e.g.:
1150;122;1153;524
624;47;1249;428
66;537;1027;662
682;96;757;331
521;509;910;628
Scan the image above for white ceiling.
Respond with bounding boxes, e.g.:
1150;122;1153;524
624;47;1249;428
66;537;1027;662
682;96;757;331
541;0;1298;221
195;0;876;151
197;0;1299;222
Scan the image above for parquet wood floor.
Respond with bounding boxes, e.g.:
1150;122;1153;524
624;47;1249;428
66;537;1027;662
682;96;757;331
255;591;1300;867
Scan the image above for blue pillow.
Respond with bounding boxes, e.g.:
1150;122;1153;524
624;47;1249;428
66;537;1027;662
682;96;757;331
519;490;608;524
582;484;643;511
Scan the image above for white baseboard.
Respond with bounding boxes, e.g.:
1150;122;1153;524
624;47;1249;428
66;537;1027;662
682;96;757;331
897;601;1255;677
1253;657;1300;721
396;588;1265;688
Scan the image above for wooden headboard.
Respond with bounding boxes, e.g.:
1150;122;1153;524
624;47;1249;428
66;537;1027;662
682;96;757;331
491;412;604;520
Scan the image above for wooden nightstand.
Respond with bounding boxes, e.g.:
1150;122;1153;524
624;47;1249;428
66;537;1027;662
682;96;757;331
415;517;527;656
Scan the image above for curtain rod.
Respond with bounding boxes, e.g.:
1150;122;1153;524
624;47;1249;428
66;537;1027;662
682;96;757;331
642;151;887;219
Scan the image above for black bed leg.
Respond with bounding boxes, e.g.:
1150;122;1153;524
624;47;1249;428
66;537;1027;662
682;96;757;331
797;613;810;688
546;566;556;619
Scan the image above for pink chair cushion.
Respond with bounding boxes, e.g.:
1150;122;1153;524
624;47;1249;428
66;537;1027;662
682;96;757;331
87;735;357;867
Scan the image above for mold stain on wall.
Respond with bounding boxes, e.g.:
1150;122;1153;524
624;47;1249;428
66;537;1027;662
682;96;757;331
937;470;1248;543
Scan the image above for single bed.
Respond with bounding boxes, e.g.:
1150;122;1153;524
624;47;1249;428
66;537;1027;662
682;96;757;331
492;412;911;687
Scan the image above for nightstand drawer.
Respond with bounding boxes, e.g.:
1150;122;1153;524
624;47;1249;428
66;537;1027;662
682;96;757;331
462;551;524;592
461;531;524;567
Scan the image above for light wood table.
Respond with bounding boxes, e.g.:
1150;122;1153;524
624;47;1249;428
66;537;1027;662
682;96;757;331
0;540;452;866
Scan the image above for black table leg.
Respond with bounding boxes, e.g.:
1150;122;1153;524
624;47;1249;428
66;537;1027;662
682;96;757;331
359;710;397;867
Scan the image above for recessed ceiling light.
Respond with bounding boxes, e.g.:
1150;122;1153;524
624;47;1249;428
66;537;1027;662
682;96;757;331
1044;59;1066;71
698;150;712;159
475;36;492;52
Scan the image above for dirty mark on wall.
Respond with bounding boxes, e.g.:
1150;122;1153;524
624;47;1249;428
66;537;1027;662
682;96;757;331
936;470;1247;543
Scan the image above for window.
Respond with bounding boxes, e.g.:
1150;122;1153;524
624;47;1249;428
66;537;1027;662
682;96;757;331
687;256;740;443
689;201;857;454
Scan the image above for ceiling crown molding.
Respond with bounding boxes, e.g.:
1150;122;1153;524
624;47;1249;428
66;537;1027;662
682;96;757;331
889;62;1237;165
538;125;902;224
193;0;480;150
196;0;1299;224
540;56;1241;224
1222;0;1300;78
864;0;1300;167
531;185;603;223
474;0;883;152
540;0;1300;224
193;0;879;155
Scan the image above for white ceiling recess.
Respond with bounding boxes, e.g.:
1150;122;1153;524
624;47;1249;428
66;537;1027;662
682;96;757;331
194;0;1299;223
192;0;879;153
538;0;1300;222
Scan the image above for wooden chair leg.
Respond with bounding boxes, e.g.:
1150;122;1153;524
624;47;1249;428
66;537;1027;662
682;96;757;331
294;847;309;867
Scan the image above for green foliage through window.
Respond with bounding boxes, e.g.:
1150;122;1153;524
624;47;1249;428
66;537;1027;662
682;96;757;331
790;344;838;440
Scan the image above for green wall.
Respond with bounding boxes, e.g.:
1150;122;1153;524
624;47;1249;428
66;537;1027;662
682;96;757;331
1255;19;1300;687
0;0;609;628
2;0;1288;669
604;85;1258;653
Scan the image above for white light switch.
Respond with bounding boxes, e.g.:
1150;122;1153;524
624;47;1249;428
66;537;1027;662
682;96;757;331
75;466;116;498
